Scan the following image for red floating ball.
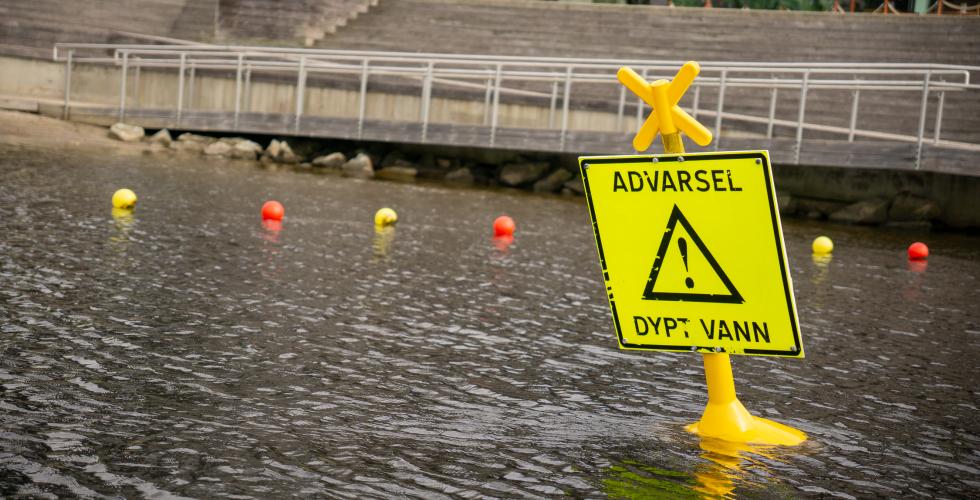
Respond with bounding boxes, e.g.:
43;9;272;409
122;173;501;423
493;215;515;237
262;200;284;221
907;242;928;260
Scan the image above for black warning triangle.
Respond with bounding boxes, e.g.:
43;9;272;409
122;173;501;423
642;205;744;304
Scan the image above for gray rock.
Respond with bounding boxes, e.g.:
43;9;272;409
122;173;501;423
203;141;233;157
148;129;172;146
795;198;848;219
499;162;549;186
888;193;940;222
260;140;299;163
312;152;347;169
562;177;584;195
376;166;418;182
444;167;475;185
176;133;214;144
380;150;407;168
533;169;574;193
108;122;144;142
341;152;374;178
829;198;890;225
263;139;282;161
219;137;259;149
230;140;261;160
278;141;300;164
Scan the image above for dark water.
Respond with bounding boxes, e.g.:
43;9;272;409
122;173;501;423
1;143;978;499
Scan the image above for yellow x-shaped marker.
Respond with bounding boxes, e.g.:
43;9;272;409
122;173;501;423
618;61;713;152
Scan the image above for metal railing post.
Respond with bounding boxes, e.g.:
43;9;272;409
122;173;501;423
794;71;809;164
848;86;860;143
118;52;129;122
420;61;434;142
548;80;558;129
914;71;931;170
234;53;243;128
616;84;626;132
187;62;196;111
559;66;572;151
62;49;73;120
766;84;777;139
482;76;492;126
133;58;141;114
933;89;945;145
489;64;502;146
294;56;307;132
714;69;727;151
244;64;252;113
176;53;186;126
358;59;369;139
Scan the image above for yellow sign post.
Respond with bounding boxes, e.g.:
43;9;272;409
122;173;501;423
580;61;806;446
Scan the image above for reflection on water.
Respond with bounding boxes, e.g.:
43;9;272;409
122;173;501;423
261;218;282;237
907;258;928;274
692;438;781;498
604;460;700;499
1;144;978;498
109;207;135;248
603;437;802;498
492;234;514;254
372;225;396;261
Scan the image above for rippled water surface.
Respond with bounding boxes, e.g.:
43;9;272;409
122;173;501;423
1;143;978;498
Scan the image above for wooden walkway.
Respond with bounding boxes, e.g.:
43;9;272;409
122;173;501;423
61;104;980;177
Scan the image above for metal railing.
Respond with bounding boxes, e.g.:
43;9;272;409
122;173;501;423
54;43;980;170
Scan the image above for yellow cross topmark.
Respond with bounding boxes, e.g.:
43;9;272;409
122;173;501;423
618;62;713;152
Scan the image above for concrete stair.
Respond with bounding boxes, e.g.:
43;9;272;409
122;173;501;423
217;0;378;46
0;0;217;58
317;0;980;64
313;0;980;144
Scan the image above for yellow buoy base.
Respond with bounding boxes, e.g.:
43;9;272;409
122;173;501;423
685;398;806;446
687;353;806;446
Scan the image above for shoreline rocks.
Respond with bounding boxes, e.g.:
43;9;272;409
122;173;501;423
499;161;549;187
122;123;949;229
341;152;374;178
312;152;346;169
148;128;172;146
108;122;144;142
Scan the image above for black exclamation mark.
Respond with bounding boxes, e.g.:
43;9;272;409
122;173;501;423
679;237;694;289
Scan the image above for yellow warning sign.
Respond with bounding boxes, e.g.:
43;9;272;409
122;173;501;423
579;150;803;358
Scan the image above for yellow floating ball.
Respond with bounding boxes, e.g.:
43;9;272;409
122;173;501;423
112;188;137;209
812;236;833;255
374;207;398;227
